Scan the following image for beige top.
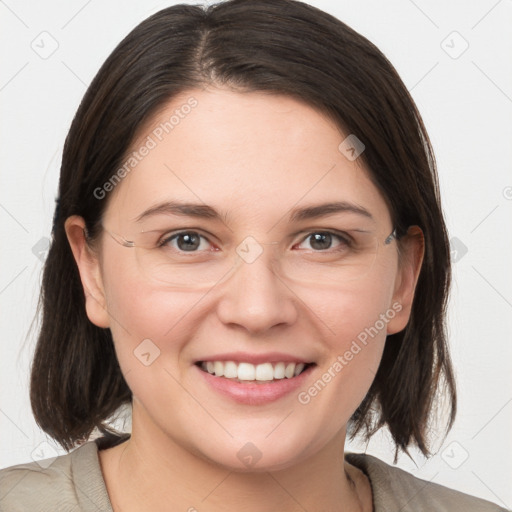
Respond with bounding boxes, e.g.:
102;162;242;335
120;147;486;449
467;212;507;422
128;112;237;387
0;435;508;511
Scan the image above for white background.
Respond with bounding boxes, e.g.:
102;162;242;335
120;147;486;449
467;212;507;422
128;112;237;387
1;0;511;508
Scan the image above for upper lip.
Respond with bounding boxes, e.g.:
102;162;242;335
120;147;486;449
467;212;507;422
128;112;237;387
195;352;314;365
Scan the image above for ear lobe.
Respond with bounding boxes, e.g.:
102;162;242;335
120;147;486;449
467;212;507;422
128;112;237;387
64;215;110;328
386;226;425;335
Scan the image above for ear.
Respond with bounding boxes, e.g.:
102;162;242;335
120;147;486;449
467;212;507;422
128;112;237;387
386;226;424;335
64;215;110;328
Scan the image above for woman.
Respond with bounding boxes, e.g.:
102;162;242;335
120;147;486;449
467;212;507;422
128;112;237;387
0;0;507;510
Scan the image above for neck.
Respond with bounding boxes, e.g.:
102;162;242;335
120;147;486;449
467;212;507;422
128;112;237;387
99;406;370;512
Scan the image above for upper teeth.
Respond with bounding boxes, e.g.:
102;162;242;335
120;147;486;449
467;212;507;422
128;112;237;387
201;361;306;381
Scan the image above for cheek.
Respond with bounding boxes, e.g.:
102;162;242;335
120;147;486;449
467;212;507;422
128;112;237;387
296;279;396;416
305;272;397;352
103;282;214;428
100;251;205;382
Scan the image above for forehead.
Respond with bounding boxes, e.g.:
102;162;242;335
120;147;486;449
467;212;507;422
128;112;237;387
103;88;391;230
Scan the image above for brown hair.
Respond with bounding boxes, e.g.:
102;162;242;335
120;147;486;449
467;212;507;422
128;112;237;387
31;0;456;455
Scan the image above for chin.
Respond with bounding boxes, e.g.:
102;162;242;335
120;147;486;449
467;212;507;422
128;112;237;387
193;432;319;474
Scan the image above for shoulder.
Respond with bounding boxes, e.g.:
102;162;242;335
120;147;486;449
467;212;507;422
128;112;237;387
0;440;112;512
0;446;78;511
346;453;509;512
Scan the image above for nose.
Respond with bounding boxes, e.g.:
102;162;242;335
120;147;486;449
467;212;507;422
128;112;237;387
215;244;298;335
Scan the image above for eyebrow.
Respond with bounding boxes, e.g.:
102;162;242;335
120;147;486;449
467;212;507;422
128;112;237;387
289;201;373;222
134;200;373;223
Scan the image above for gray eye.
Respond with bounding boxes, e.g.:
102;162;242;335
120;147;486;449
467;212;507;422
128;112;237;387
162;231;208;252
176;232;201;251
308;233;333;250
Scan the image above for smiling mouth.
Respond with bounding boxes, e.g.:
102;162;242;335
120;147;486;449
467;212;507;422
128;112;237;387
196;361;315;383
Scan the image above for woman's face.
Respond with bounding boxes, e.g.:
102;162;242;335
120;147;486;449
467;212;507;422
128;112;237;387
70;88;419;471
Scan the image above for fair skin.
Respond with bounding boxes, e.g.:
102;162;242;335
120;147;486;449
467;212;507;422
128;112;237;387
66;88;423;512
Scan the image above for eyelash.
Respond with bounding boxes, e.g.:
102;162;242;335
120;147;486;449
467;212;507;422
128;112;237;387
158;230;352;253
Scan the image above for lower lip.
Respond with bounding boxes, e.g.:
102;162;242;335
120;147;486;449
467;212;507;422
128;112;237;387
195;364;315;405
